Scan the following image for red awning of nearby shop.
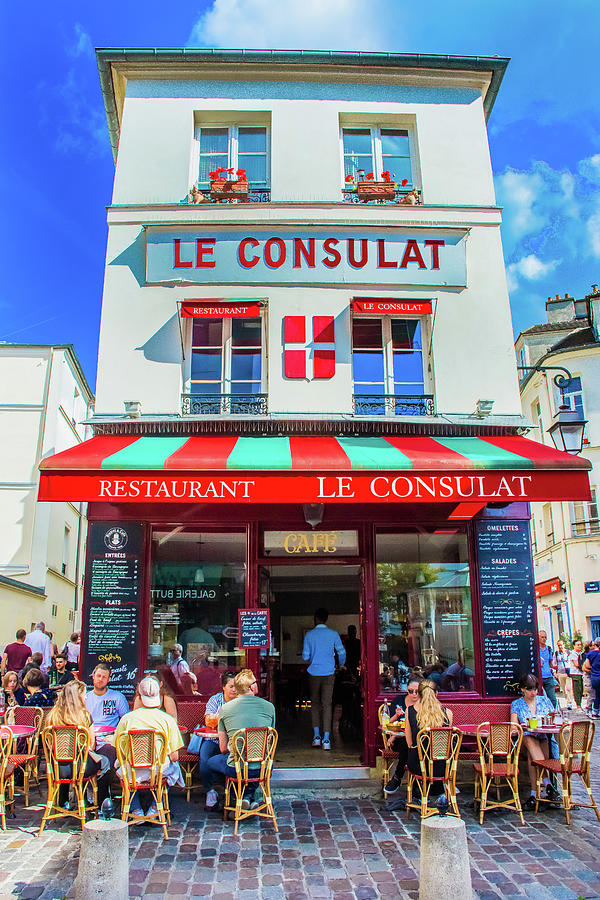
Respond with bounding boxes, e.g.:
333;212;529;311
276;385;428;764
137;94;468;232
535;577;564;599
38;433;592;505
179;300;261;318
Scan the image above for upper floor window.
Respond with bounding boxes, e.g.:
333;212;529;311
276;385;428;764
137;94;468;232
571;488;599;537
197;126;269;188
561;376;584;416
352;317;431;416
342;127;413;186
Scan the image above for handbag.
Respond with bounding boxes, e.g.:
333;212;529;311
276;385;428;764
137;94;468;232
186;728;204;755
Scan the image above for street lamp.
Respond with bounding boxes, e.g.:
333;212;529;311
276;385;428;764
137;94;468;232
517;364;587;455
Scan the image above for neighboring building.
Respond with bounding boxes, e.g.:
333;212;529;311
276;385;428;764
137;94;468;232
0;344;94;645
516;286;600;643
38;50;591;770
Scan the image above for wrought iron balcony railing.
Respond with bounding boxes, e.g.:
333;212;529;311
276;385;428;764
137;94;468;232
353;393;435;417
343;188;422;205
183;186;271;204
182;393;268;416
571;518;600;538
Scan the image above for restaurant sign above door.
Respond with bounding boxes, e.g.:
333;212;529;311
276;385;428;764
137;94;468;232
263;530;359;556
146;227;468;287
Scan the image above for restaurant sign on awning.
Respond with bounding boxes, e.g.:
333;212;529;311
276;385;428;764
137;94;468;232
535;577;563;599
179;300;261;318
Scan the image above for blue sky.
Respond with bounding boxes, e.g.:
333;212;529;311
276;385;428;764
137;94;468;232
1;0;599;391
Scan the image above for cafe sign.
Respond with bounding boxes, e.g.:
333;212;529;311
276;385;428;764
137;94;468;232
263;530;359;556
145;227;468;287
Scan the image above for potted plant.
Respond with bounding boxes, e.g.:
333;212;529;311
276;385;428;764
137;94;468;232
209;167;249;200
355;171;407;201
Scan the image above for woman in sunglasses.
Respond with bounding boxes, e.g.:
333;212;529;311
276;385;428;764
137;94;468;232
201;671;238;809
383;675;423;804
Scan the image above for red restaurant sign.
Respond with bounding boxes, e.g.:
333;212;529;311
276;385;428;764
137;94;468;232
353;299;432;315
180;301;261;318
535;577;563;599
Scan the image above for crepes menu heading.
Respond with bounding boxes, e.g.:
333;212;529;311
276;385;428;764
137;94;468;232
476;520;536;697
82;522;146;697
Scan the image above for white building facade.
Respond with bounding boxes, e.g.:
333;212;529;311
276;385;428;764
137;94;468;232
516;288;600;643
38;51;592;768
0;345;93;644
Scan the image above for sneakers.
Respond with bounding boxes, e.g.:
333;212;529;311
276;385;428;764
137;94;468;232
146;804;159;818
129;802;144;817
384;797;406;812
250;799;262;811
312;736;322;747
524;796;537;811
322;739;331;750
205;789;218;809
384;776;401;795
241;798;251;810
546;784;561;802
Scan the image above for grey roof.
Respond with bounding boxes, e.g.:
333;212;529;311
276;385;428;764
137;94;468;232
551;327;598;352
519;320;586;336
96;48;509;159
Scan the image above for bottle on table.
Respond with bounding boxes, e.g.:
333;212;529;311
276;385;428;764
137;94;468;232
381;698;390;727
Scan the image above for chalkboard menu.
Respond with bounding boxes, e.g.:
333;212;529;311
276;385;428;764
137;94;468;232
476;520;536;697
238;608;270;649
82;522;146;697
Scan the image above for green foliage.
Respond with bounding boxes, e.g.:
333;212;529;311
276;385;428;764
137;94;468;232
560;628;583;650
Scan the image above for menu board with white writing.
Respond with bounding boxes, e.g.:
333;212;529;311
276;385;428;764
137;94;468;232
238;608;270;649
82;522;145;697
476;520;536;697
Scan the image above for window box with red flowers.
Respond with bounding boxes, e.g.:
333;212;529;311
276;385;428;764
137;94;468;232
209;167;249;200
345;171;408;202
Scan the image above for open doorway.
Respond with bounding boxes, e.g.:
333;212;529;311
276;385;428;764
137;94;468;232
260;564;363;768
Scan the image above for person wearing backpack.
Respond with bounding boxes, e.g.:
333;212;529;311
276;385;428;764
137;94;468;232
568;639;585;709
554;639;573;709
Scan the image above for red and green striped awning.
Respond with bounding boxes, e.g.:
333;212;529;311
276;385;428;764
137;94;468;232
38;434;591;506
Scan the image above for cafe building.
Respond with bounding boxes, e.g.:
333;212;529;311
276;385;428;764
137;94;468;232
38;49;591;770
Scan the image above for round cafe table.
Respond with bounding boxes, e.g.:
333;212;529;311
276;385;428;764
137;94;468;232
5;725;36;739
94;726;116;737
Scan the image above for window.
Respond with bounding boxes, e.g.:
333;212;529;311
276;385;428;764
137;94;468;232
352;317;430;415
189;317;263;397
561;376;584;417
530;399;543;438
51;604;58;618
68;610;74;622
197;126;269;188
342;127;413;185
543;503;555;546
571;488;599;536
62;525;71;576
376;530;474;692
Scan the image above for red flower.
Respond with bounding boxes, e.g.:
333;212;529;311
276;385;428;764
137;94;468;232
366;172;374;180
381;171;391;182
236;168;246;179
227;168;234;174
345;174;355;183
401;178;408;186
208;171;217;180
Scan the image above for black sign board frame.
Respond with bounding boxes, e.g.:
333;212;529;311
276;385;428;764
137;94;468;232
475;519;538;698
81;522;146;697
238;608;270;649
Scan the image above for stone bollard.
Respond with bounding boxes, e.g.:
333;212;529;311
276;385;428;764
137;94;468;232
419;817;473;900
73;819;129;900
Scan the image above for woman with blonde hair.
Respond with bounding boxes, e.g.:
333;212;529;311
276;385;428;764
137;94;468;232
404;679;453;796
2;671;25;707
46;680;111;805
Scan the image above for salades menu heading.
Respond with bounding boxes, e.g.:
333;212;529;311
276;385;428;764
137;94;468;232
145;227;468;287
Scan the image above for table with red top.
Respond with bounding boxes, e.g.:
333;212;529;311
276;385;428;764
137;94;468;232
4;726;36;739
94;726;116;737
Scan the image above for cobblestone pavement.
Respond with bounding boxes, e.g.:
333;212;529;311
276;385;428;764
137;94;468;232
1;719;599;900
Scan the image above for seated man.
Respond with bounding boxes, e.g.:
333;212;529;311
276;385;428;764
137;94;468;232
85;664;129;728
206;669;276;808
49;653;75;687
114;676;184;816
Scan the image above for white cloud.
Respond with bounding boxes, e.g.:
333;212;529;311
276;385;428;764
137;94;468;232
189;0;389;51
68;24;93;59
506;254;560;292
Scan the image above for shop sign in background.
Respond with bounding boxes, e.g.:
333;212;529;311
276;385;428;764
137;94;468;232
146;227;468;287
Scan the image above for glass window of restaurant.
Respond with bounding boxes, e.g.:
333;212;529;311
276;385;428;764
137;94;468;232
149;530;246;697
376;530;474;693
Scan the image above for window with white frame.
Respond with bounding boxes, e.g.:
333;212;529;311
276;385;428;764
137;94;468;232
62;525;71;577
189;318;264;397
531;398;543;438
196;126;269;188
560;375;584;416
342;127;413;186
352;317;428;414
571;488;599;536
542;503;555;546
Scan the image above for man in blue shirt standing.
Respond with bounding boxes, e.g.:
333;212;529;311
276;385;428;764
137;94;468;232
539;630;558;709
302;608;346;750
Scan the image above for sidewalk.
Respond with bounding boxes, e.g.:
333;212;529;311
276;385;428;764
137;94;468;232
1;720;599;900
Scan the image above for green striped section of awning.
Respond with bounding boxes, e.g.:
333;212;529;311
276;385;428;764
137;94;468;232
225;436;293;470
432;437;534;469
100;437;189;469
336;436;413;470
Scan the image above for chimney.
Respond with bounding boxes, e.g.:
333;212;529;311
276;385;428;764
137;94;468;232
545;291;576;324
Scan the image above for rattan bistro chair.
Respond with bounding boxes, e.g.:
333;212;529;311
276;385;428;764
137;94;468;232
377;703;400;789
223;727;278;835
474;722;524;825
5;705;44;806
533;720;600;824
38;726;98;834
116;729;171;840
406;726;462;819
0;728;15;830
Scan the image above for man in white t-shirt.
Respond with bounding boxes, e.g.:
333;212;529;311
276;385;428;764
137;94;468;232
169;644;197;689
85;663;130;727
24;622;52;673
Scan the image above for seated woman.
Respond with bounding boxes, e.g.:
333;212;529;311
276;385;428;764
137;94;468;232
46;680;110;805
134;668;178;720
384;676;422;800
404;678;454;798
201;671;238;810
510;673;560;809
2;671;26;707
22;668;57;708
